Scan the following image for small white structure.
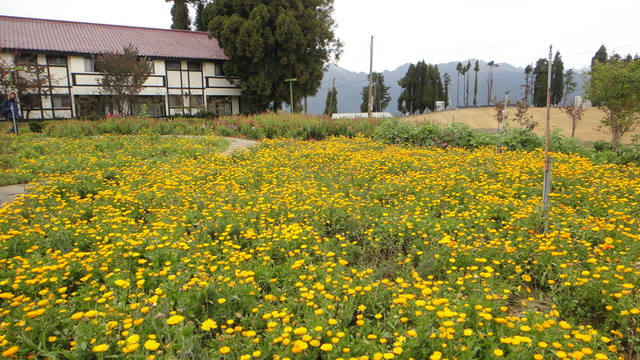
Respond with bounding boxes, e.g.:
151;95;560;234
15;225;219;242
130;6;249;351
574;96;592;108
435;101;446;112
331;112;393;119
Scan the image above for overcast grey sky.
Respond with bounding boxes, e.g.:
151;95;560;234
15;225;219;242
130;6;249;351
3;0;640;72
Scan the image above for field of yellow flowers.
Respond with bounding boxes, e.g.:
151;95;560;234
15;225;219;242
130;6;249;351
1;135;639;360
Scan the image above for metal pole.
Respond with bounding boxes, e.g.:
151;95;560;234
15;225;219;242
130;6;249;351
541;45;553;233
7;67;24;135
368;36;374;117
284;78;297;113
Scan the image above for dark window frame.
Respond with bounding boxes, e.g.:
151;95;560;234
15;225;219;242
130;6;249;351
187;61;202;71
166;61;181;71
46;55;68;66
51;94;72;109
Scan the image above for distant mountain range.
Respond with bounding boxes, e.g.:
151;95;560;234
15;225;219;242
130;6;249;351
306;60;587;116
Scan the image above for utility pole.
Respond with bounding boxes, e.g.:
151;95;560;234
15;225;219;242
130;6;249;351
327;77;336;116
285;78;297;113
541;45;553;233
368;36;374;117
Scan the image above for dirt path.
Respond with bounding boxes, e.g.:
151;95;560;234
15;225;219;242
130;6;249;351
0;137;258;207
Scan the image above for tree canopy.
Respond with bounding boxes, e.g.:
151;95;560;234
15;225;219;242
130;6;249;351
532;58;548;107
551;51;564;106
169;0;191;30
96;45;151;115
397;61;444;114
208;0;342;112
324;87;337;116
360;72;390;113
584;56;640;147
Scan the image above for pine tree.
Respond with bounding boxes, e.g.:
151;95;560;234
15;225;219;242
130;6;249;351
562;69;577;106
456;62;462;108
523;64;533;104
591;45;608;68
465;61;471;106
443;73;451;109
209;0;342;112
360;72;390;113
473;60;479;106
532;58;548;107
324;86;337;116
193;1;207;31
170;0;191;30
551;51;564;106
486;61;498;105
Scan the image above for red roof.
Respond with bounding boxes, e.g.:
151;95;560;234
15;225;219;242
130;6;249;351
0;16;228;60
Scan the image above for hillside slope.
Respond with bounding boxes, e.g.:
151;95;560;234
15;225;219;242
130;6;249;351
406;107;640;143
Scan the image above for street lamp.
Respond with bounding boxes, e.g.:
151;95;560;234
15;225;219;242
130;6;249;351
7;66;24;135
284;78;297;113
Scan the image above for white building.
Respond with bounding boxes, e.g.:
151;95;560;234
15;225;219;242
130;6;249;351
0;16;245;119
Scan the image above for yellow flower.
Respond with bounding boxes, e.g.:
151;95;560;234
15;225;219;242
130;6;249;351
293;327;307;335
494;349;504;356
201;319;218;331
70;311;85;320
92;344;109;353
167;315;184;325
144;339;160;351
220;346;231;354
217;298;226;304
320;343;333;352
2;346;19;357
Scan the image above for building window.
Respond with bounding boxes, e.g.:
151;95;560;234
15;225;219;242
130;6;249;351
20;94;42;109
187;62;202;71
166;61;181;70
189;95;204;108
168;95;183;108
206;96;232;115
15;54;37;66
147;61;155;74
214;63;224;76
52;94;71;109
47;55;67;66
84;57;103;72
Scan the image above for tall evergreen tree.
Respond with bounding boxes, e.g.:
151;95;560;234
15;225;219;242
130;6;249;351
360;72;390;113
523;64;533;104
397;63;416;114
473;60;479;106
456;62;463;108
486;61;498;104
551;51;564;106
324;87;337;116
443;73;451;109
532;58;549;107
464;61;471;106
397;61;445;114
193;0;207;31
591;45;608;68
562;69;577;106
170;0;191;30
209;0;342;112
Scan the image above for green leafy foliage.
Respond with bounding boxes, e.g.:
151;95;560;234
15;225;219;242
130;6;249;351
95;45;151;116
584;56;640;148
170;0;191;30
360;72;391;113
208;0;342;112
397;61;445;114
